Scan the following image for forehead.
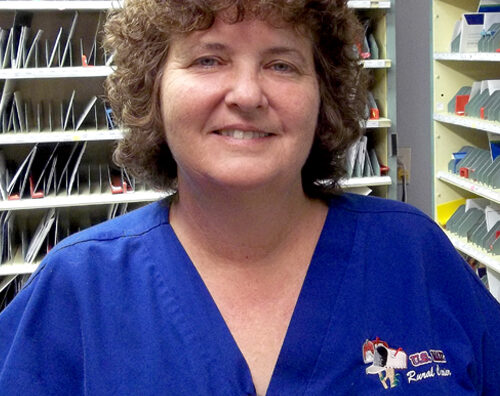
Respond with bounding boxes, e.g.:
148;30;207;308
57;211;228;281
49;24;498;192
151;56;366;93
169;17;314;55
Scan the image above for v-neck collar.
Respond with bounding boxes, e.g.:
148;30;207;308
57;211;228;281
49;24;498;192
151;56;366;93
160;196;358;395
267;197;358;394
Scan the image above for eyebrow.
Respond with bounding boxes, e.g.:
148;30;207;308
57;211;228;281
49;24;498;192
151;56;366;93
182;42;230;54
180;42;309;64
262;46;309;65
197;42;228;52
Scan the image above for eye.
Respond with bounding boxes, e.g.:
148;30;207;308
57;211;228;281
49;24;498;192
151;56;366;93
193;56;221;68
270;62;297;73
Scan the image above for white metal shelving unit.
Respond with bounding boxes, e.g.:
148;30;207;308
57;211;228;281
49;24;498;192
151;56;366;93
0;1;397;280
348;0;397;199
436;171;500;205
0;1;163;282
0;1;120;11
444;231;500;275
432;0;500;301
0;191;167;211
0;66;113;79
4;1;388;11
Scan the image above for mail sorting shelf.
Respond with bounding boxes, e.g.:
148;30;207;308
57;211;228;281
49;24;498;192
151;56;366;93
0;4;396;199
0;66;118;144
2;1;389;11
5;1;392;11
0;3;140;286
432;0;500;300
0;1;397;306
0;2;391;282
353;0;397;199
0;202;160;277
0;141;167;275
437;197;500;303
443;226;500;303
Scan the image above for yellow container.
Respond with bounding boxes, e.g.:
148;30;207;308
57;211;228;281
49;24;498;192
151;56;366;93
436;198;467;227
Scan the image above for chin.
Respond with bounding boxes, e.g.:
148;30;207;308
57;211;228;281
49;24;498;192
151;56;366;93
213;177;276;191
207;169;300;194
180;161;303;194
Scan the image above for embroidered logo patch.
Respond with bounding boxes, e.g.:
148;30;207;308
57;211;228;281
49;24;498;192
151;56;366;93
406;349;451;383
362;338;452;388
362;338;407;389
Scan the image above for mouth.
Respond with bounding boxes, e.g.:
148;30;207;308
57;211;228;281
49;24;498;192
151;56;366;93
213;129;272;140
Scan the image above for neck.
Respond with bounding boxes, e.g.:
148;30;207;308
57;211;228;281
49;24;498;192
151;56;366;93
169;179;327;267
169;181;329;396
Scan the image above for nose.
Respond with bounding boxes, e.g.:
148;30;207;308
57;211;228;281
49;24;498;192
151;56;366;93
224;66;269;113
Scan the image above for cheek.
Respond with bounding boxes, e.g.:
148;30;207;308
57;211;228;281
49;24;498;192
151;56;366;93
282;84;320;136
160;82;198;145
161;79;186;128
293;88;320;161
305;92;321;130
305;87;321;136
160;76;220;137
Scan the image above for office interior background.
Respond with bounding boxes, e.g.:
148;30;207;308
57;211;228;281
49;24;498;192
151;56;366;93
1;0;500;306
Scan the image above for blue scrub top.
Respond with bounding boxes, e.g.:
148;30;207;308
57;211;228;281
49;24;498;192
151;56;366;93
0;194;499;395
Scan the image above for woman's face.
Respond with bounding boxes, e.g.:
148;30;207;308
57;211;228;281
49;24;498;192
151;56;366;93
160;17;320;194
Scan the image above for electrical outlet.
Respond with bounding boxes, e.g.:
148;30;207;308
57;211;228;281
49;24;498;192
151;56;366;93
397;147;411;184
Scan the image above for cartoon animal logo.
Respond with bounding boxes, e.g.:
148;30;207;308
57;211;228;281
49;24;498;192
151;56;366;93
362;338;407;389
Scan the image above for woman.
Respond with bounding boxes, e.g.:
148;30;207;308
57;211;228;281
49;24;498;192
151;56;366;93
0;0;499;394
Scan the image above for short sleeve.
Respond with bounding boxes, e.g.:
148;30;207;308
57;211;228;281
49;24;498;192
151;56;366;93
0;253;84;394
421;220;500;394
467;266;500;394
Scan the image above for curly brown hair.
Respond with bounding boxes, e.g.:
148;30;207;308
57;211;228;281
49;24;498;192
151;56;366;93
104;0;367;200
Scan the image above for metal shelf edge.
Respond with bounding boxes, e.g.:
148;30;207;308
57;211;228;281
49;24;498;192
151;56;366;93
0;129;123;144
348;1;391;9
365;118;392;128
445;231;500;274
434;52;500;62
0;66;113;80
0;191;168;211
434;113;500;135
363;59;392;68
0;264;39;276
340;176;392;187
0;1;121;11
437;171;500;205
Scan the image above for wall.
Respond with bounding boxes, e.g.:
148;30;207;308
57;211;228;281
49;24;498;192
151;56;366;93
395;0;433;216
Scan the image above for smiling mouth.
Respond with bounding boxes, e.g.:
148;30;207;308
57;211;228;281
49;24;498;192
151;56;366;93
214;130;272;140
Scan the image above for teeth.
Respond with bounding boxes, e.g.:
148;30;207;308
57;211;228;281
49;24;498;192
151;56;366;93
218;130;270;139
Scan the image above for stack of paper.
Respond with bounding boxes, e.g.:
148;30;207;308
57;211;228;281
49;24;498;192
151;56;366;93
358;18;381;60
344;135;384;179
450;9;500;53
